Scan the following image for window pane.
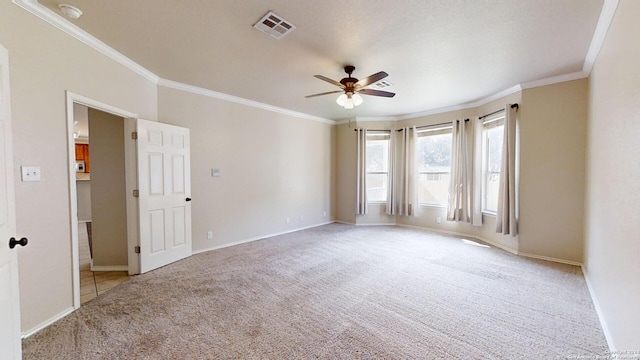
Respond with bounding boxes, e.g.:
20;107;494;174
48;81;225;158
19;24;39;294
484;125;503;212
366;139;389;172
367;173;387;202
417;133;452;205
418;172;450;205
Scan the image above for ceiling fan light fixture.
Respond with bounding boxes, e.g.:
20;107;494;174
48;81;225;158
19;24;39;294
352;93;363;106
336;93;347;106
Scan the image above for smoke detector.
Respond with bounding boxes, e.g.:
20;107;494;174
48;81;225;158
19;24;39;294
253;11;296;39
58;3;83;19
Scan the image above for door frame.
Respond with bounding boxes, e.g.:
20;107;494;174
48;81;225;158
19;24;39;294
65;91;140;309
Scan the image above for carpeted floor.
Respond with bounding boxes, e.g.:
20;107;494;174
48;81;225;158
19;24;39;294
23;224;608;359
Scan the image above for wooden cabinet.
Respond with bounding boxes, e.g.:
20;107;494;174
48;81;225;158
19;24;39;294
75;144;90;173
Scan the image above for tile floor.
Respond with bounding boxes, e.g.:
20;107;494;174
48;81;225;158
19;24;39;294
79;222;129;304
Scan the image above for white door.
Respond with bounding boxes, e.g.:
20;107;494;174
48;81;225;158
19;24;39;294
137;119;192;273
0;45;22;359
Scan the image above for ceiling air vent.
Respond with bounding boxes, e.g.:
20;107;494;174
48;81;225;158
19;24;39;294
253;11;296;39
371;80;393;90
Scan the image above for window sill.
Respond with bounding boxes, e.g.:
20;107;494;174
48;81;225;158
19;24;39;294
482;211;497;217
419;204;447;209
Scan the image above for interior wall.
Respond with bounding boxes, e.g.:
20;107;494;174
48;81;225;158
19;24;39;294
88;108;128;267
0;1;157;333
519;79;588;262
335;122;357;224
157;87;334;252
585;0;640;350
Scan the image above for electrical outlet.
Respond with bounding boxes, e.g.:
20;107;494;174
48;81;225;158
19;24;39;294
436;217;441;224
286;218;290;224
323;211;327;217
299;215;304;222
207;231;213;239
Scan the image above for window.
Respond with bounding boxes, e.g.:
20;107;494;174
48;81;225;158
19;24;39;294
366;132;390;202
482;115;505;213
416;127;452;206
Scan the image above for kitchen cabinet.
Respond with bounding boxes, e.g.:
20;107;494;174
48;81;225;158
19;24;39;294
75;144;90;172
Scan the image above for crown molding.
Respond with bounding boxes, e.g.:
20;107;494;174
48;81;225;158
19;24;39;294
158;79;335;125
582;0;619;75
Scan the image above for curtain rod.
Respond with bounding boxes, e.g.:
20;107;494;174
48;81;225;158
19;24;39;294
478;103;519;120
353;118;469;132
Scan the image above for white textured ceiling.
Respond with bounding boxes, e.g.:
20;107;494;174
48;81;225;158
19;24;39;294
39;0;604;121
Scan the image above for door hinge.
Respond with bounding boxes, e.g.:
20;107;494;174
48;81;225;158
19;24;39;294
134;246;140;254
131;131;138;140
133;189;139;197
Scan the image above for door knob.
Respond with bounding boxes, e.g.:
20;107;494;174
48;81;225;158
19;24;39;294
9;237;28;249
186;197;192;202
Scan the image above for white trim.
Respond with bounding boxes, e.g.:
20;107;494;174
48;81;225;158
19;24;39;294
333;220;356;225
582;0;619;75
517;251;582;267
192;221;334;255
520;71;588;90
65;91;138;310
124;118;140;276
158;79;334;125
20;307;75;339
581;266;615;351
90;265;129;272
355;222;397;226
354;85;523;123
12;0;159;84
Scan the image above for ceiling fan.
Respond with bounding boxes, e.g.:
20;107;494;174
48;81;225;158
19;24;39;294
305;65;395;109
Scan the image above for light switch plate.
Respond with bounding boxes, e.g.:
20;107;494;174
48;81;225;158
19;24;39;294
211;168;221;177
21;166;41;182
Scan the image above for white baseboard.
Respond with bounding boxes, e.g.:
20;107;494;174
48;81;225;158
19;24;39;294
21;307;75;339
192;221;334;255
90;264;129;272
333;220;355;225
517;251;582;267
355;222;397;226
581;266;615;351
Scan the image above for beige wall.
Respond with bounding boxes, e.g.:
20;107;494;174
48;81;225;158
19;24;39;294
0;1;157;332
157;87;334;251
88;109;128;267
76;181;92;222
519;80;588;262
585;0;640;350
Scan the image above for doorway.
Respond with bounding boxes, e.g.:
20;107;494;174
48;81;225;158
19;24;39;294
73;103;131;304
66;92;140;309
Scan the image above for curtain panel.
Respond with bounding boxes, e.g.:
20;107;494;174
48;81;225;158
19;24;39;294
387;127;417;216
447;119;471;222
471;117;483;226
356;128;368;215
495;105;518;235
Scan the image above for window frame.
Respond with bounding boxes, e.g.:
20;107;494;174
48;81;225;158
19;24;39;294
365;131;391;204
416;125;453;208
481;114;505;215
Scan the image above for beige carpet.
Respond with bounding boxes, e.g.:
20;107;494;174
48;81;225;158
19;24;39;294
23;224;608;359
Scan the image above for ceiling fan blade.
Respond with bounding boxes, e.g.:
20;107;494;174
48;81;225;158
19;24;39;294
358;88;396;98
355;71;389;88
314;75;345;89
305;90;343;98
